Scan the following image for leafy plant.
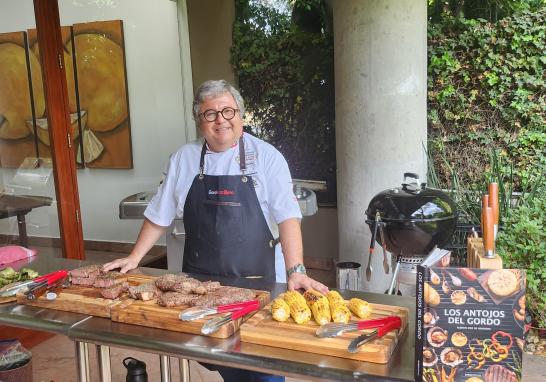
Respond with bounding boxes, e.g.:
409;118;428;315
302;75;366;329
232;0;335;185
496;193;546;328
428;8;546;190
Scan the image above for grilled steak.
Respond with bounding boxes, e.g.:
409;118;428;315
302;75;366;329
100;281;129;299
69;264;102;278
191;286;255;308
193;280;221;295
70;276;98;286
128;282;161;301
158;291;198;307
155;274;189;291
93;272;127;288
484;364;517;382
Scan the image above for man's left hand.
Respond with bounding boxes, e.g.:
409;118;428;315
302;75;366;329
287;272;329;295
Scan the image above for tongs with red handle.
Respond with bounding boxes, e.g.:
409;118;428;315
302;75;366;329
180;299;260;321
200;301;260;335
347;316;402;353
25;272;69;300
0;269;68;297
316;316;399;338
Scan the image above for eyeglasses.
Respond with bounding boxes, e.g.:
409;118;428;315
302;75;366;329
200;107;239;122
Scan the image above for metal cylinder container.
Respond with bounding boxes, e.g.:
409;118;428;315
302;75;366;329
336;261;361;290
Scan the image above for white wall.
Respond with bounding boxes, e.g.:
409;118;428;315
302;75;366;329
0;0;194;244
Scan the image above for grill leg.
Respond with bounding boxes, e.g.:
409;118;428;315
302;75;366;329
388;254;402;295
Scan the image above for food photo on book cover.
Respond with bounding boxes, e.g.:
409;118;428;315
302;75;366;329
415;267;525;382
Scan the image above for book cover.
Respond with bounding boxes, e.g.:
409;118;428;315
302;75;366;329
415;266;525;382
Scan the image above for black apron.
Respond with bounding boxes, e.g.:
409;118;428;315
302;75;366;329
182;135;276;280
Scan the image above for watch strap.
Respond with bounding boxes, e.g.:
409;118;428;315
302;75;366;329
286;263;307;278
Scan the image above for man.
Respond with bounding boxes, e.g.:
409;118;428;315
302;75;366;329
104;80;327;381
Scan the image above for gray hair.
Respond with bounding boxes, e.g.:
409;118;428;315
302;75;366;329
192;80;245;121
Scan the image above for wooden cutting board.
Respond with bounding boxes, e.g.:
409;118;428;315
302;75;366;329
240;301;409;363
110;287;270;339
14;274;149;317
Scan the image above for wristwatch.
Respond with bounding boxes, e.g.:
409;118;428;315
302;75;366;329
286;263;307;278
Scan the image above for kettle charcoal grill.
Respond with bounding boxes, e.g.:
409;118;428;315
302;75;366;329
365;173;458;294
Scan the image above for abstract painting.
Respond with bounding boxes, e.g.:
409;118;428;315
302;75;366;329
0;32;38;168
0;20;132;169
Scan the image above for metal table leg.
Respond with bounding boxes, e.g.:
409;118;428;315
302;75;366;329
159;354;171;382
179;358;190;382
75;341;90;382
97;345;112;382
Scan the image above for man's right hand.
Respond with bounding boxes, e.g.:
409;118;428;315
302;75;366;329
102;256;140;273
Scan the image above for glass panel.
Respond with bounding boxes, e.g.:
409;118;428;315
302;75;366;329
58;0;194;265
0;1;62;265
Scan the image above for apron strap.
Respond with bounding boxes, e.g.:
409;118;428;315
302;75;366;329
198;142;207;179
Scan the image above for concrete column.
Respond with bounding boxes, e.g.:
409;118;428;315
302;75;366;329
333;1;427;293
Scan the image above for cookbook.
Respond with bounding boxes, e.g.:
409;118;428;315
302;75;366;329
415;266;525;382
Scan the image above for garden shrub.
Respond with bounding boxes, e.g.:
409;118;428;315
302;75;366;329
428;9;546;190
496;194;546;328
231;0;335;186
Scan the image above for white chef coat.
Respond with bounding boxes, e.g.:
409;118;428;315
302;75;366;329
144;133;302;282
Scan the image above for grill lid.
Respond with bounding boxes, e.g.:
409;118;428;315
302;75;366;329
365;173;457;222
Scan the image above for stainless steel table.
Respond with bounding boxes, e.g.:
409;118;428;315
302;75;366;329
0;258;415;382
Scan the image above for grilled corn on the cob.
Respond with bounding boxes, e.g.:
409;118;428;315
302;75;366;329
271;296;290;322
327;291;351;323
284;291;312;324
303;289;331;325
348;298;372;319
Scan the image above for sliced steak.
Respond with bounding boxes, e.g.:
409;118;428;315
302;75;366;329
158;291;198;307
100;281;129;299
70;276;98;286
128;282;161;301
191;286;255;308
69;264;102;278
93;271;127;288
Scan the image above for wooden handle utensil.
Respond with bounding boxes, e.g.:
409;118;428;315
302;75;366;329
488;182;499;239
482;197;495;259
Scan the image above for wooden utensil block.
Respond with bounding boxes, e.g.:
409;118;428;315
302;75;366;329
466;237;502;269
240;302;409;364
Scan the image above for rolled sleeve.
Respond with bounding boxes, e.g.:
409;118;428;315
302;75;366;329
143;157;179;227
266;151;302;224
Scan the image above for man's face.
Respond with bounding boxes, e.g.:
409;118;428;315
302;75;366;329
198;92;243;152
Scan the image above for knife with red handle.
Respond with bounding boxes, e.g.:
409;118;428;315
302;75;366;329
26;276;68;300
25;270;68;299
347;316;402;353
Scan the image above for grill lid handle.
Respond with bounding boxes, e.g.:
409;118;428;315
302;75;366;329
402;172;423;193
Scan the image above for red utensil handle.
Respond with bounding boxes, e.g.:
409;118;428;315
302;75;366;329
377;316;402;337
356;316;399;330
45;270;68;285
33;270;68;284
217;299;259;313
231;303;259;320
